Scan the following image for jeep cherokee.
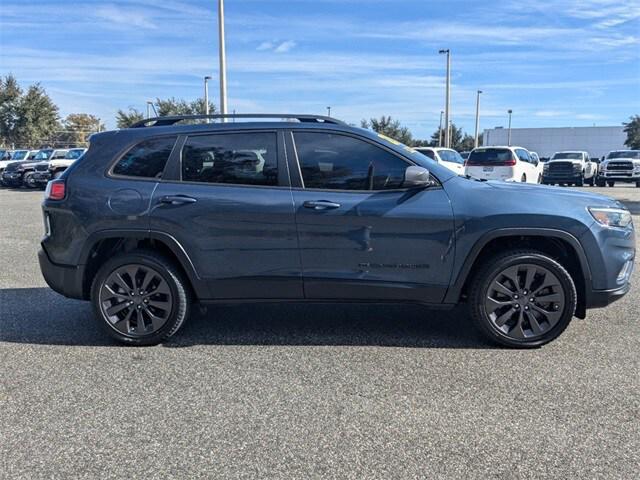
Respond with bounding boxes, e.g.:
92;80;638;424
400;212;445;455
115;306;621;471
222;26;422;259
38;114;635;347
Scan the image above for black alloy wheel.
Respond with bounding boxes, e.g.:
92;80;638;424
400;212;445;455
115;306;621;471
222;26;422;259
469;251;576;348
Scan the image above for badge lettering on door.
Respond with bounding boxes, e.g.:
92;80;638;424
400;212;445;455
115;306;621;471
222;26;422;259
358;263;430;269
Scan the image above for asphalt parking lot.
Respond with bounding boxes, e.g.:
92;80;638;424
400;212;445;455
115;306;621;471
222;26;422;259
1;186;638;479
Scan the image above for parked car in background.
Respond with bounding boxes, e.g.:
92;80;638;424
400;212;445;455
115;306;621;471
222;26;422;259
464;146;541;183
596;150;640;187
1;150;38;186
542;151;597;187
31;148;86;189
414;147;465;174
0;149;11;161
22;149;69;188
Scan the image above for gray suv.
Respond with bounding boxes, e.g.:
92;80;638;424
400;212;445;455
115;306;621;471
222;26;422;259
38;114;635;347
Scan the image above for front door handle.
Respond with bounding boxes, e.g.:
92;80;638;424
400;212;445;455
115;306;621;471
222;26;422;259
159;195;198;205
303;200;341;210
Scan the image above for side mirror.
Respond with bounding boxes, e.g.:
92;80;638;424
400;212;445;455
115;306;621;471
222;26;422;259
404;166;431;187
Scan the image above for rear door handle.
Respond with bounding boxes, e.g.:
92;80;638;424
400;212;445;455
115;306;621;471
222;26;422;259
159;195;198;205
303;200;341;210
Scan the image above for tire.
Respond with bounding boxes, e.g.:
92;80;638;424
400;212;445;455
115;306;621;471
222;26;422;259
596;178;606;187
586;176;594;186
23;172;37;189
521;174;526;183
607;181;615;187
636;181;640;188
90;250;191;345
537;174;542;184
468;250;577;348
575;175;584;187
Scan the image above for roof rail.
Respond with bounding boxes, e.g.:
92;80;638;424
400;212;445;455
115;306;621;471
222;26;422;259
130;114;348;128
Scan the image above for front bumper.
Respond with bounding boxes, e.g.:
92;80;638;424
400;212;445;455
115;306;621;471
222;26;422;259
38;247;85;300
598;171;640;182
586;282;631;308
31;171;52;185
2;172;24;186
542;171;583;183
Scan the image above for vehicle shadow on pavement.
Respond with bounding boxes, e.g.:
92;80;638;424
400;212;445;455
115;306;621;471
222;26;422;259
0;287;492;349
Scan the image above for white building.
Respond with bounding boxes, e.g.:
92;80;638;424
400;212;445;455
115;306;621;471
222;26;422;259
482;126;626;159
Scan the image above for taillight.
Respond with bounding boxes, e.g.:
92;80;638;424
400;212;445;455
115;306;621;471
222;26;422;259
46;180;66;200
504;156;517;166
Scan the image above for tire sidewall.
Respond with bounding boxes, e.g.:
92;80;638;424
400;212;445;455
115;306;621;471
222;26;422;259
473;253;577;348
91;252;187;345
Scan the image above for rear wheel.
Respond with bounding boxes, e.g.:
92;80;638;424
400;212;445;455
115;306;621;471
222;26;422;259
468;250;577;348
91;250;191;345
521;174;526;183
607;181;615;187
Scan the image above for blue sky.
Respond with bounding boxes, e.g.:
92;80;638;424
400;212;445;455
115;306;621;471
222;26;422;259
1;0;639;138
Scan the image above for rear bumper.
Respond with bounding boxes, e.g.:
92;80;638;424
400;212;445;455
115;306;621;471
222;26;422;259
38;247;85;300
586;282;631;308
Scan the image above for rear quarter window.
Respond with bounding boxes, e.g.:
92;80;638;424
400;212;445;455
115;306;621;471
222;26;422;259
112;136;177;179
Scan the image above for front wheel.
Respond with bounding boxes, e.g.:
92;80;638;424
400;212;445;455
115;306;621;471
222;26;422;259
23;172;38;189
468;251;577;348
575;174;584;187
596;178;606;187
636;181;640;188
607;181;615;187
586;176;594;186
91;250;191;345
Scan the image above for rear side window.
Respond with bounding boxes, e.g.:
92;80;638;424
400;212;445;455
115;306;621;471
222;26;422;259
294;132;408;190
113;136;176;178
467;148;514;165
438;149;464;164
417;149;436;160
181;132;277;186
515;149;531;162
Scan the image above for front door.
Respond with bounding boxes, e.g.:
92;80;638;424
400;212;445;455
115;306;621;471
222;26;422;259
150;130;302;300
288;130;455;303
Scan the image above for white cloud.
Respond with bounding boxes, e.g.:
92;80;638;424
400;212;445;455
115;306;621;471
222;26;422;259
274;41;297;53
256;41;275;51
94;5;158;29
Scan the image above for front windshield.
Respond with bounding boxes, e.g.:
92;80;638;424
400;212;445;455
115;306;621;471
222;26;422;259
607;151;640;159
438;149;464;164
33;149;53;160
12;150;28;160
65;149;85;159
552;152;582;160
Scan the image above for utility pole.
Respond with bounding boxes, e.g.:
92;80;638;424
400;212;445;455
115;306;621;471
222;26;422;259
438;110;444;147
474;90;483;148
204;75;212;122
507;109;513;146
327;106;331;117
218;0;228;121
439;49;451;147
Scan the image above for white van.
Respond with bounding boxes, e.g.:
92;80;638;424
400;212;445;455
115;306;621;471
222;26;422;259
464;146;541;183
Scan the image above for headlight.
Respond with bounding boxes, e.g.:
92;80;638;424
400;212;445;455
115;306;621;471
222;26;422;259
589;207;633;228
600;163;607;170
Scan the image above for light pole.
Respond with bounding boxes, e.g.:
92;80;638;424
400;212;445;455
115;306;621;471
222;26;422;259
439;49;451;148
438;110;444;147
507;109;513;146
218;0;228;121
327;106;331;117
204;75;212;121
474;90;483;149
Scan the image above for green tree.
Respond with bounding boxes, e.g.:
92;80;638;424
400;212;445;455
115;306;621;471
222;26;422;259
56;113;105;147
0;74;23;147
429;123;464;150
13;83;60;148
361;116;414;145
116;107;145;128
623;115;640;149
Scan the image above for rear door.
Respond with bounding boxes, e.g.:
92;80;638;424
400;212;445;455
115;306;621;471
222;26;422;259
150;129;302;300
287;130;455;303
515;148;537;182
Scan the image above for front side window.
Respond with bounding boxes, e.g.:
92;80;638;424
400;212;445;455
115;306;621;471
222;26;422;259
294;132;408;190
181;132;277;186
113;136;177;178
65;149;85;160
34;150;53;161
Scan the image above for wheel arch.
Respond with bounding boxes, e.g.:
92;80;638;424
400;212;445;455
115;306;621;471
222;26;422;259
446;228;591;318
79;229;209;300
